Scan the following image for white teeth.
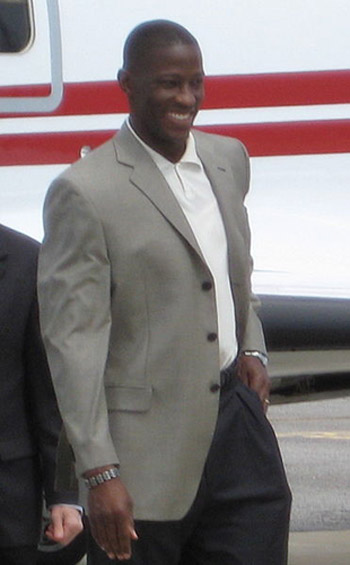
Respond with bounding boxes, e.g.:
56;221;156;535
169;112;191;121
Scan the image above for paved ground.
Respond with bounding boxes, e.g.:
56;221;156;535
269;390;350;562
269;393;350;532
289;530;350;564
76;531;350;564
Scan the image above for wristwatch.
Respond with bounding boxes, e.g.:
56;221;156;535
242;350;268;367
84;466;120;490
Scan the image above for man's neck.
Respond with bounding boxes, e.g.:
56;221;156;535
127;118;188;164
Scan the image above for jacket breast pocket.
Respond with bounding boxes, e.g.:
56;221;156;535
105;385;153;412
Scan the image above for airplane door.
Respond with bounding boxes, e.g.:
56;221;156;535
0;0;63;113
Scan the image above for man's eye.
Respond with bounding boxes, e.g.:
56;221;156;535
161;80;178;88
191;78;203;88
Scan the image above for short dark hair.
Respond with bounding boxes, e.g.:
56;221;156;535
122;20;200;71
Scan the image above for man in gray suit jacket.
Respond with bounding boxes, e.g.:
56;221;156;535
38;20;291;564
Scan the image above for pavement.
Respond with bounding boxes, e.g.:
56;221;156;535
289;530;350;564
77;531;350;564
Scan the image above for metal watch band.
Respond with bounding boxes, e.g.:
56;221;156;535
242;350;268;367
84;466;120;490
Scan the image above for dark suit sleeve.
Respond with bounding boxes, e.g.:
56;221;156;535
23;290;77;506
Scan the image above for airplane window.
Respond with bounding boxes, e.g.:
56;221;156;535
0;0;32;53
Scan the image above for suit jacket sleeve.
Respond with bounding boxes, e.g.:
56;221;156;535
38;178;117;477
24;269;78;505
235;140;266;354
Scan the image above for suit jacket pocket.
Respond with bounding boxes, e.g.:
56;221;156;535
105;385;153;412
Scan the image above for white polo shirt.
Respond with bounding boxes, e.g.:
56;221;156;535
127;121;237;369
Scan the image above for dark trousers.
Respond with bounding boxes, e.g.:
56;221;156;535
0;545;37;565
88;374;291;564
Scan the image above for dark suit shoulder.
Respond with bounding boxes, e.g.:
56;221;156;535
0;225;39;311
0;224;39;259
0;225;39;285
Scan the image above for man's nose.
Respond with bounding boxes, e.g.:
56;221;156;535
175;84;197;106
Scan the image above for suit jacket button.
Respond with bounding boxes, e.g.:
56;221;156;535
207;332;217;342
210;383;220;393
202;281;212;291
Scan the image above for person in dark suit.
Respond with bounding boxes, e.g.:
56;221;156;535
0;224;83;565
38;20;291;564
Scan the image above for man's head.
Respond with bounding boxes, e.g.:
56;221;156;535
118;20;205;163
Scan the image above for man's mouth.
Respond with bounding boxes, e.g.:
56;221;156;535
168;112;193;122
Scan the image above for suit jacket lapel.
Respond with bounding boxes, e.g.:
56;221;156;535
113;125;205;261
194;132;246;282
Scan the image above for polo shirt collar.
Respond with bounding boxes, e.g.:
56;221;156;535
126;119;202;172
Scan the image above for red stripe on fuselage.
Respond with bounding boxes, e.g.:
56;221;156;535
1;69;350;118
1;120;350;166
1;70;349;165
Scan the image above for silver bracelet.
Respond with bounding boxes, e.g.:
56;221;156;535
242;350;268;367
84;466;120;490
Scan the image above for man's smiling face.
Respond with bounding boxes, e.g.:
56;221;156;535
122;42;205;163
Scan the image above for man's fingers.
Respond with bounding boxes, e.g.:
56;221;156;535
130;525;139;541
47;506;83;545
48;512;64;541
90;510;133;559
106;511;137;559
90;517;110;555
263;397;271;413
115;519;138;560
87;477;137;558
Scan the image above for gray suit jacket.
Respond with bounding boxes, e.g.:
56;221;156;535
38;124;266;520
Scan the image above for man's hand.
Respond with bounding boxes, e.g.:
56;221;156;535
46;505;83;546
236;353;271;413
88;476;138;560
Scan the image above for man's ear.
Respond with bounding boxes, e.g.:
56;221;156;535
117;69;132;95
